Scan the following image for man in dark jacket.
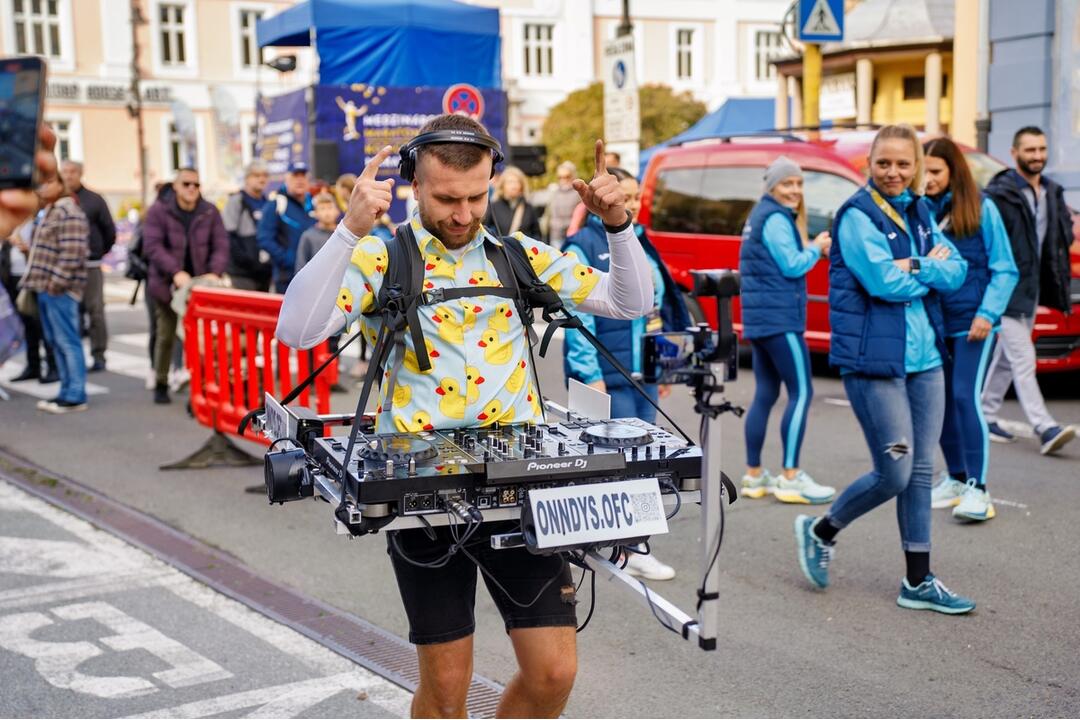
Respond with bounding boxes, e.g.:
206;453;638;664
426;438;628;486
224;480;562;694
142;167;228;404
222;162;271;291
256;161;314;292
981;126;1076;455
61;160;116;372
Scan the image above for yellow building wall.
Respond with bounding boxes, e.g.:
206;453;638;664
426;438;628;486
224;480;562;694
871;55;954;130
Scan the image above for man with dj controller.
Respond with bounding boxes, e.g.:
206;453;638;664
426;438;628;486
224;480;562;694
276;113;654;718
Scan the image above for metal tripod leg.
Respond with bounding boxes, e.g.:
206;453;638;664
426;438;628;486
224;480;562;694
159;431;261;470
695;361;726;651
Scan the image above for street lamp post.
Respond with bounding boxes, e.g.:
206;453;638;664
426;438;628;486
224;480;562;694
616;0;633;37
128;0;149;210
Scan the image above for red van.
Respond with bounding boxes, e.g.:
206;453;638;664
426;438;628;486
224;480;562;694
637;133;1080;373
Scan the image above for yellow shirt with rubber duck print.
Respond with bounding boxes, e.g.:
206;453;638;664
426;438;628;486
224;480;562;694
337;209;601;433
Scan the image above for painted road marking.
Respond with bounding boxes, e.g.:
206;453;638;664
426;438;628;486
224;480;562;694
0;480;413;717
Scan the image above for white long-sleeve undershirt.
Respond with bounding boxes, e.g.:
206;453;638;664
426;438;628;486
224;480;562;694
275;220;654;349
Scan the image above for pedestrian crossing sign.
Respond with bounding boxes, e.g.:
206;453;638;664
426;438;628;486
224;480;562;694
798;0;844;42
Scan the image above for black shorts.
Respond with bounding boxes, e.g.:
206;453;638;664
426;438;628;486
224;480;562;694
387;520;577;645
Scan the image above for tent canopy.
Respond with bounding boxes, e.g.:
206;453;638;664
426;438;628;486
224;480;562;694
639;97;780;175
257;0;501;87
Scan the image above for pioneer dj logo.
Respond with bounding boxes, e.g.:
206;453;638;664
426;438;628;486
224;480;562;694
526;458;588;472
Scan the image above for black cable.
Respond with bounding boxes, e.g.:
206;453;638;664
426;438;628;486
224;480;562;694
659;476;682;520
641;579;680;636
457;544;567;610
576;568;597;633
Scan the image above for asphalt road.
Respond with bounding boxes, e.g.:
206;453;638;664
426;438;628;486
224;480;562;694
2;280;1079;717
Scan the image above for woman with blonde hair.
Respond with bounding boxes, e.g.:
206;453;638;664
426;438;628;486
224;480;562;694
484;165;541;239
793;125;975;614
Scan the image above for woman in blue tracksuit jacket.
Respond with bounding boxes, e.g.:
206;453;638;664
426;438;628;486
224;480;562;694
738;156;835;506
923;137;1018;523
793;125;976;615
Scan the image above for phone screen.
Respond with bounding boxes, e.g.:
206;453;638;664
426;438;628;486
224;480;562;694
0;57;45;190
643;331;701;384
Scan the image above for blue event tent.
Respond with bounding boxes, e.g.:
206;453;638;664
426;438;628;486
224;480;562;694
256;0;501;88
638;97;781;176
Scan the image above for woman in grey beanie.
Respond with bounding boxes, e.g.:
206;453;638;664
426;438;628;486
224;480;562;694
738;155;833;505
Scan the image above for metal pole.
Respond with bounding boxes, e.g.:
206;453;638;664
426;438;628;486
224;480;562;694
616;0;633;37
974;0;991;152
129;0;148;209
803;43;822;135
694;363;724;650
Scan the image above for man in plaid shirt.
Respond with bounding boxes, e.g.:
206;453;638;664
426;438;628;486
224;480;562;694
20;174;90;413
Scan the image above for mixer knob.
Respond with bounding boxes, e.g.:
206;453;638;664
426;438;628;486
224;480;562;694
384;459;394;475
631;447;639;460
557;441;566;455
659;444;667;459
408;457;417;476
587;442;594;454
645;445;653;459
483;450;492;462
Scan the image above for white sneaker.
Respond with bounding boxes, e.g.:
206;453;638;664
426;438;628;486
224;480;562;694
773;471;836;505
952;481;995;522
168;367;190;393
931;471;968;509
741;469;777;499
623;547;676;581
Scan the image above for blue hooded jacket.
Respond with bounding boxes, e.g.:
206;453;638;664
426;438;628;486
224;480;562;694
256;187;314;291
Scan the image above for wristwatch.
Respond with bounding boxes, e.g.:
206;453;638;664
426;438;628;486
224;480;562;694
909;257;921;274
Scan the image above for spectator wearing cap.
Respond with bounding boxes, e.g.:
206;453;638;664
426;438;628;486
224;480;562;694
256;161;315;293
222;162;271;291
738;155;835;505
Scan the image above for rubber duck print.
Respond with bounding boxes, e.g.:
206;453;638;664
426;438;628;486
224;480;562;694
527;246;553;276
350;244;387;275
476;399;513;425
425;253;457;279
392;383;412;408
336;287;354;314
478;329;513;365
507;359;527;393
571;264;599;304
468;270;498;287
431;306;466;345
464;365;485;404
488;302;513;333
435;378;466;419
397;410;435;433
403;339;440;374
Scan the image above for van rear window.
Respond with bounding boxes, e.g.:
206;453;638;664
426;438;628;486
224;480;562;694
650;166;860;238
650;167;760;236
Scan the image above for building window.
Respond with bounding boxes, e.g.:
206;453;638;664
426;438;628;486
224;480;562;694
523;23;553;77
167;122;197;174
12;0;62;58
51;119;71;162
754;30;784;82
159;3;188;66
239;9;264;69
675;29;694;80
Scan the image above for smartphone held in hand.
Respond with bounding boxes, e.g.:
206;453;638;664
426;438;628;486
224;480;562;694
0;55;47;190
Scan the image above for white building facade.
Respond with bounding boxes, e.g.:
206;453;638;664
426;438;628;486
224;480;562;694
467;0;792;144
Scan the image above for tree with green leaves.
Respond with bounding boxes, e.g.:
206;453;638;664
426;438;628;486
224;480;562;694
537;82;706;185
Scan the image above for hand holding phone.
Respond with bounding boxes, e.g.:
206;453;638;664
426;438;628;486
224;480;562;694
0;56;54;239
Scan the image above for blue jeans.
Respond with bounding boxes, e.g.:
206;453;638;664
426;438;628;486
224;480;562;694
37;292;87;404
828;368;944;552
610;382;660;423
744;332;813;469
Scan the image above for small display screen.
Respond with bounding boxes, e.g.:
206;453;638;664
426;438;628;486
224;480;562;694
643;331;702;384
0;59;44;189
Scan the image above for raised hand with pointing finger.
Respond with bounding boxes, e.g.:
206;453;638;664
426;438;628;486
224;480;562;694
343;145;395;238
572;139;629;227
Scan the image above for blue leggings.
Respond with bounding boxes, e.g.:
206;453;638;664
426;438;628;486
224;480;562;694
940;334;996;486
744;332;813;469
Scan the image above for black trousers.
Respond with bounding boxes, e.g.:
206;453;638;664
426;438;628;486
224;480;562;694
3;274;55;374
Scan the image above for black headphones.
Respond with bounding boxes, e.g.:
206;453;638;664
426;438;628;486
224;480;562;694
398;129;504;182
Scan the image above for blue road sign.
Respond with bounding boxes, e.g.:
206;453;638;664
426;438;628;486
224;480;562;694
798;0;844;43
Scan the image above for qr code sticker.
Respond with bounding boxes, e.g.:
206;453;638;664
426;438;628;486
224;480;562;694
630;492;662;522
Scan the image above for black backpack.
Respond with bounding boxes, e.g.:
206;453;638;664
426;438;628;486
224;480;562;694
124;222;149;282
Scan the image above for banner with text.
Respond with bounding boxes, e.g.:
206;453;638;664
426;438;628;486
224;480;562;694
313;83;507;221
254;88;309;182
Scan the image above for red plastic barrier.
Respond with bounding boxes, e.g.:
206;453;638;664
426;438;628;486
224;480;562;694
182;286;338;446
